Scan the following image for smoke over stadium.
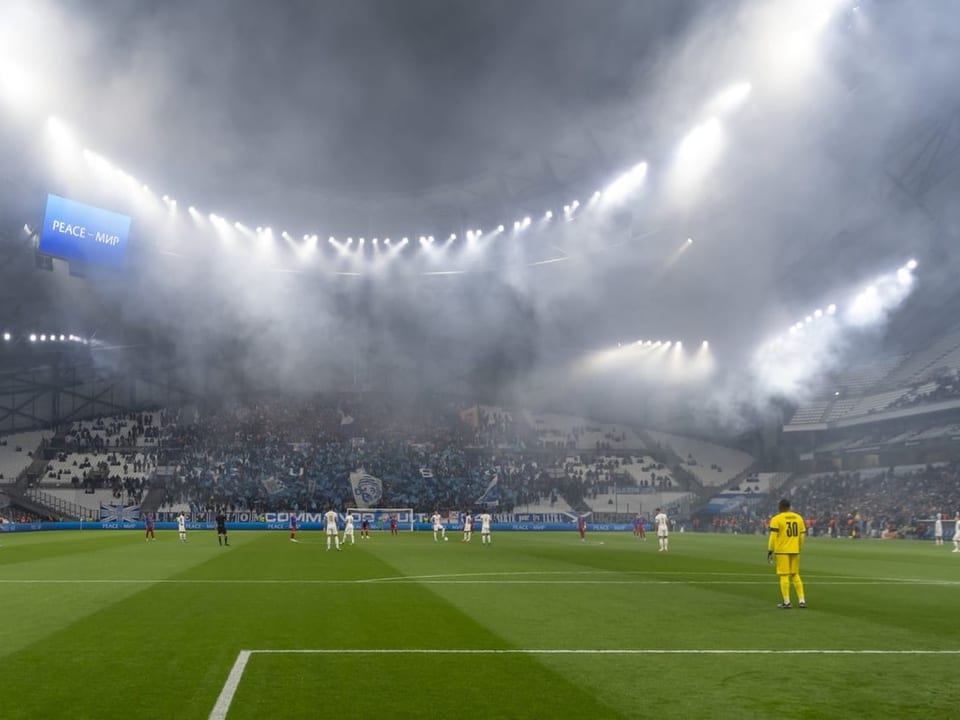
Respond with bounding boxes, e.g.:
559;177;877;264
5;3;960;717
1;0;957;435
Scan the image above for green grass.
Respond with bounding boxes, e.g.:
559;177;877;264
1;530;958;719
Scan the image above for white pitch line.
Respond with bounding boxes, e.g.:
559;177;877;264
209;650;250;720
251;648;960;655
209;647;960;718
2;578;959;586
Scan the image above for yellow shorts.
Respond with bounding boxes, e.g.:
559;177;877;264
775;554;800;576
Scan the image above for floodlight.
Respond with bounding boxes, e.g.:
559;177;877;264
906;259;918;270
2;332;10;341
29;334;37;342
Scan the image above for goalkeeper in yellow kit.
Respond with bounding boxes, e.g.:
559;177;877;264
767;498;807;609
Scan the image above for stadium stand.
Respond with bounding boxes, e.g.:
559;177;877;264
0;430;52;483
788;399;831;425
644;430;754;486
880;329;960;390
768;464;960;539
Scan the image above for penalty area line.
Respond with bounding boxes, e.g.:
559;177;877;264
210;647;960;718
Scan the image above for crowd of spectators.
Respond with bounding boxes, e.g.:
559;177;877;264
768;464;960;539
889;371;960;411
148;395;628;516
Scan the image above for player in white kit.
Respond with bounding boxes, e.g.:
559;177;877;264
325;507;340;551
431;512;447;542
343;512;355;545
654;508;669;552
934;513;944;545
462;513;473;543
953;513;960;553
480;512;492;545
177;512;187;543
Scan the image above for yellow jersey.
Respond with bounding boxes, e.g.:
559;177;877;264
768;510;806;554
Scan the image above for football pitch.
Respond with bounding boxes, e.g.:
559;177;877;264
1;529;957;719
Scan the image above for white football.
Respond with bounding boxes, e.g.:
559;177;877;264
444;537;449;541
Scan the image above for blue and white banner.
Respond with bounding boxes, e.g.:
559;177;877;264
39;194;131;268
349;469;382;508
99;503;141;522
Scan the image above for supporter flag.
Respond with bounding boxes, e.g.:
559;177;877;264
476;474;500;506
460;405;480;428
338;407;357;437
349;469;382;508
99;503;141;522
262;476;284;495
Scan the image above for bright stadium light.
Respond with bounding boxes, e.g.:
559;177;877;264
601;162;648;206
497;225;505;233
29;334;37;342
544;210;553;220
906;259;918;270
0;61;37;107
2;332;10;341
707;81;752;116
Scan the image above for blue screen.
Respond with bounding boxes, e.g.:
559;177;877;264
38;194;131;268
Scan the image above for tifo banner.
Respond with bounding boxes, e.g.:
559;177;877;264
476;474;499;505
262;476;284;495
99;503;141;522
349;469;382;508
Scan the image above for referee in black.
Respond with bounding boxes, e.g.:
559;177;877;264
216;510;229;546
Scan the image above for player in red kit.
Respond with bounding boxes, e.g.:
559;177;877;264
144;512;155;542
289;512;299;542
389;514;398;536
578;515;587;542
